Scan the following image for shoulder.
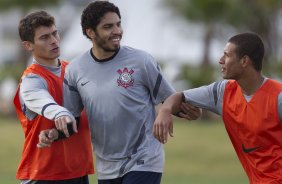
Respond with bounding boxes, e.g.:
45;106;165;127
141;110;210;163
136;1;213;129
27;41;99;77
22;64;46;80
60;60;70;67
20;73;46;90
23;63;41;74
120;46;154;61
224;79;237;89
186;80;227;93
214;80;229;90
67;50;90;70
255;78;282;97
70;50;90;65
22;73;43;82
266;78;282;90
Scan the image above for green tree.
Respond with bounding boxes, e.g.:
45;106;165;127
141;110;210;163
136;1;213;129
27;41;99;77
233;0;282;63
164;0;282;65
0;0;59;10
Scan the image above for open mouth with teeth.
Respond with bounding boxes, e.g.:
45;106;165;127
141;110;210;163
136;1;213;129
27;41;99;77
111;37;120;44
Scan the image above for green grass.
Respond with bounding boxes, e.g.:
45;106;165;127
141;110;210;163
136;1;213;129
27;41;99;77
162;120;248;184
0;116;248;184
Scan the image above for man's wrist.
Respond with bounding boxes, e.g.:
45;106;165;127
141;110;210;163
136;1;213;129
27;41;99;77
55;123;76;141
159;106;172;115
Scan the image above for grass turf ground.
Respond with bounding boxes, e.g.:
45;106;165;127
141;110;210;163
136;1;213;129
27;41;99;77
0;116;248;184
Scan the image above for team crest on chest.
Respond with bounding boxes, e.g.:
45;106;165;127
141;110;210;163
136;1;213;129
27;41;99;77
117;67;134;88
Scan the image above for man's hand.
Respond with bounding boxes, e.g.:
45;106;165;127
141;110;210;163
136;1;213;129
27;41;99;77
153;108;174;144
178;103;202;120
55;115;77;137
37;128;59;148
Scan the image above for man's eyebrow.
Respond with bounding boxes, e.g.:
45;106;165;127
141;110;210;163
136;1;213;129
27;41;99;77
39;30;58;38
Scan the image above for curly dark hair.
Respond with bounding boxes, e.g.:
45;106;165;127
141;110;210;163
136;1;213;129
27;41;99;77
18;11;55;42
81;1;121;39
228;33;264;71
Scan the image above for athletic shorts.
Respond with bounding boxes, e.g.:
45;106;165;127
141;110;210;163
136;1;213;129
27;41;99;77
98;171;162;184
20;175;89;184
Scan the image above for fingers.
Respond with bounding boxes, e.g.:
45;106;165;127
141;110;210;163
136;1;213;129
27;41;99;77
169;122;173;138
55;116;76;137
153;122;166;144
48;129;59;140
153;115;174;144
37;130;54;148
160;123;168;144
37;142;51;148
178;111;197;120
55;116;69;137
71;119;78;133
180;103;201;120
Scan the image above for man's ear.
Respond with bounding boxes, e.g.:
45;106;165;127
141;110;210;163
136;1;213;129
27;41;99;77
241;55;251;68
86;28;95;39
22;41;33;52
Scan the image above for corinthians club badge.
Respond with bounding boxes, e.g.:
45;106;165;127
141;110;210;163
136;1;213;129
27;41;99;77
117;67;134;88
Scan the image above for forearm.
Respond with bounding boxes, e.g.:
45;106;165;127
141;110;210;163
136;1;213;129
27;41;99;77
159;92;184;115
154;92;183;144
21;90;73;120
20;75;74;120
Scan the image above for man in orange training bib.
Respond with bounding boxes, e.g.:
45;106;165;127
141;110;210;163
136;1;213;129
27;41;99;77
154;32;282;184
14;10;94;184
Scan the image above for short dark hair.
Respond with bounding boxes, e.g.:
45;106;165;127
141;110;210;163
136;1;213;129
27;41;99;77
18;11;55;42
228;32;264;71
81;1;121;39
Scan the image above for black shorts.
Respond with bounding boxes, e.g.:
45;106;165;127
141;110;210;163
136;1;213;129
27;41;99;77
20;175;89;184
98;171;162;184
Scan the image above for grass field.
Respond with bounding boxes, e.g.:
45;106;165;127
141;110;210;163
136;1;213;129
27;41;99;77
0;116;248;184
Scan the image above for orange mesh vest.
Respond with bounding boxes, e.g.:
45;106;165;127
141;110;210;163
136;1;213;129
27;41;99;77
13;61;94;180
223;80;282;184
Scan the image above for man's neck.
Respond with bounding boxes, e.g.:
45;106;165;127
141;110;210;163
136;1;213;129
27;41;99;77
237;73;264;96
34;57;59;67
91;47;116;61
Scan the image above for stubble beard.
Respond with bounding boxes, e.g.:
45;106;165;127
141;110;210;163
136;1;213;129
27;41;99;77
95;34;121;53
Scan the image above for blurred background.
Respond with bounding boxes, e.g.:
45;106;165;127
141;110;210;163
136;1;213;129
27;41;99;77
0;0;282;183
